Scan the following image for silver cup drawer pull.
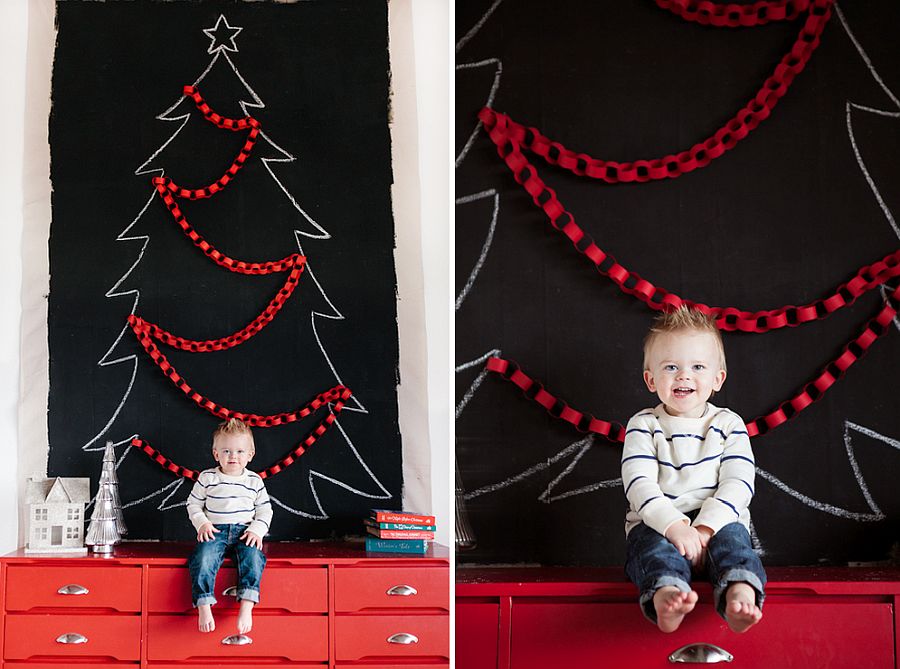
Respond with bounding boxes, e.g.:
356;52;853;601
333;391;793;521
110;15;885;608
57;584;89;595
669;643;733;663
386;584;418;596
221;634;253;646
222;585;238;597
387;632;419;645
56;633;88;645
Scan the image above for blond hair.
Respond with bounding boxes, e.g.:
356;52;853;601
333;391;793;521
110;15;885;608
642;306;726;372
212;417;255;452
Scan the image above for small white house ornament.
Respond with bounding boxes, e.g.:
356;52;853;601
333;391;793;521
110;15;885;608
25;476;90;554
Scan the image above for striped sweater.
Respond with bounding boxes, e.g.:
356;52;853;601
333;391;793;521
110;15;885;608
622;403;755;537
187;467;273;539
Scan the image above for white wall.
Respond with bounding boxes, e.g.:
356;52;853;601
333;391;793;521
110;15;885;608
391;0;452;546
0;0;28;554
1;0;451;552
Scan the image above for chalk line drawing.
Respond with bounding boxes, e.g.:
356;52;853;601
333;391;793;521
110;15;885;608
752;420;897;522
203;14;242;54
456;348;502;420
456;0;506;54
456;189;499;311
463;435;594;500
748;520;765;555
84;14;390;519
458;411;897;524
837;2;900;242
456;59;503;167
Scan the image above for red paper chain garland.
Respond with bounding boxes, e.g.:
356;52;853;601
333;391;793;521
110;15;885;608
129;86;352;479
159;86;261;200
183;85;259;131
485;284;899;441
131;385;350;481
654;0;811;27
481;112;900;332
486;357;627;443
128;314;352;428
479;0;832;185
152;177;300;274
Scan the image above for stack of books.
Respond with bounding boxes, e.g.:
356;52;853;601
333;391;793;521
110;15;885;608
364;509;436;554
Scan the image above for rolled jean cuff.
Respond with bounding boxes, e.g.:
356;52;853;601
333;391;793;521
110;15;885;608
194;594;217;608
639;576;691;623
235;587;260;604
713;568;766;618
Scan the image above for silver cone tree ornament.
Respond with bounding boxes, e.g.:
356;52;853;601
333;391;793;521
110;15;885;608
100;441;127;535
85;442;127;553
455;460;477;551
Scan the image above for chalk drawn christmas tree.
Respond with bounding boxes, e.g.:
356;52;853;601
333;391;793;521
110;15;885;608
83;15;391;538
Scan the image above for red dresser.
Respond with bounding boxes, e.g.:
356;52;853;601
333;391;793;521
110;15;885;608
0;541;449;669
456;566;900;668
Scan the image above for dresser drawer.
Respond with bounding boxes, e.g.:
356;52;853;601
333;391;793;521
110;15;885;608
336;665;448;669
456;601;500;669
3;660;122;669
148;565;327;612
509;600;894;668
4;614;141;660
4;565;142;612
147;614;328;661
334;566;449;611
334;614;449;660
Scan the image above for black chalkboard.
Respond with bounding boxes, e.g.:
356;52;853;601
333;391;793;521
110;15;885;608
48;0;401;541
456;0;900;566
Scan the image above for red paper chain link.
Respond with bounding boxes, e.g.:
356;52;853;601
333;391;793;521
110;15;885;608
485;284;899;441
654;0;811;27
486;357;627;443
159;86;261;200
482;115;900;332
183;85;259;131
480;0;832;184
131;386;350;481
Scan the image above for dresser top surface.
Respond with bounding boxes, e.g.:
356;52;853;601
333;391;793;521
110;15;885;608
2;539;450;565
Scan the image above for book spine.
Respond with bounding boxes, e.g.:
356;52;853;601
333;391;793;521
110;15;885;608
365;537;427;554
364;518;437;531
367;527;435;540
380;522;437;531
372;511;436;525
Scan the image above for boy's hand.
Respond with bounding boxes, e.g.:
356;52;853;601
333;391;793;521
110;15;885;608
695;525;714;547
197;523;220;542
694;524;715;567
241;530;262;550
665;520;703;566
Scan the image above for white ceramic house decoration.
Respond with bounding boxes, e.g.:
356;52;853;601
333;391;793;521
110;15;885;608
25;476;90;554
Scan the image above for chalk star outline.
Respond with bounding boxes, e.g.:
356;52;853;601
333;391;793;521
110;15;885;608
204;15;243;55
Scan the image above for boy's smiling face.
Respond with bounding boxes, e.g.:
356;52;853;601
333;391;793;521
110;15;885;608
212;432;254;476
643;329;726;418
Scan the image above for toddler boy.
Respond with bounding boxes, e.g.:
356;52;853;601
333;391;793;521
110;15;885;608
622;306;765;633
187;418;272;634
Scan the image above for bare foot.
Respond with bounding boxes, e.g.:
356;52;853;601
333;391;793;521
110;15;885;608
724;582;762;633
237;599;254;634
653;586;698;633
198;604;215;633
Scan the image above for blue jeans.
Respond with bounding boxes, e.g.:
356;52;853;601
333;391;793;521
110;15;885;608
188;523;266;607
625;521;766;623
